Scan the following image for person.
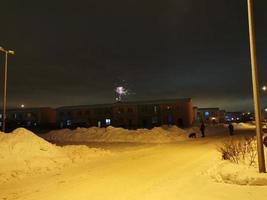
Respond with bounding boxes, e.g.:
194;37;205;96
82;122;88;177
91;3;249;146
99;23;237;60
200;122;206;137
228;123;234;136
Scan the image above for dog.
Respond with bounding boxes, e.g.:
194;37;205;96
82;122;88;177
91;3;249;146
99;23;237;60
188;132;196;138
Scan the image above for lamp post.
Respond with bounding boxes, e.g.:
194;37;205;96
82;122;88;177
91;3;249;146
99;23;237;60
247;0;266;173
0;46;15;133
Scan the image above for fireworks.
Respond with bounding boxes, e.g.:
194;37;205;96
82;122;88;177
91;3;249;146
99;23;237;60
115;86;128;101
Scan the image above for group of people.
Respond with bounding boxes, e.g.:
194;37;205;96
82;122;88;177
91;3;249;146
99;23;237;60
199;122;234;137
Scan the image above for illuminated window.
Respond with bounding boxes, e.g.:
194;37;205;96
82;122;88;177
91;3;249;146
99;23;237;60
67;120;71;126
106;119;111;125
154;106;157;113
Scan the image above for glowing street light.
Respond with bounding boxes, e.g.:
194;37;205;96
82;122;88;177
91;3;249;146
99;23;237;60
262;86;267;91
246;0;266;173
0;46;15;132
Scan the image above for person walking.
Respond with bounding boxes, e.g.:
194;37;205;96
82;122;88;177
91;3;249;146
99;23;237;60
200;122;206;137
228;123;234;136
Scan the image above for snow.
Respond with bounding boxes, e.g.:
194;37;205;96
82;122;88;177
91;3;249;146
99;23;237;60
42;125;188;143
208;161;267;186
0;128;110;184
223;122;256;130
1;125;267;200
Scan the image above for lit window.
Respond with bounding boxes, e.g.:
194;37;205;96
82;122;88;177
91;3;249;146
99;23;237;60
106;119;111;125
154;106;157;113
67;120;71;126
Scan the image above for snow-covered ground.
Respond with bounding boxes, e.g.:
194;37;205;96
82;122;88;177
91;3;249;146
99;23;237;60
223;122;256;130
1;125;267;200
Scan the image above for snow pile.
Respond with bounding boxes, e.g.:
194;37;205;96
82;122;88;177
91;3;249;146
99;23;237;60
0;128;112;183
43;126;188;143
0;128;69;183
207;161;267;186
207;137;267;186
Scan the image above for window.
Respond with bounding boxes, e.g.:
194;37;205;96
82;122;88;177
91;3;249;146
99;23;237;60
118;108;124;113
60;112;65;117
66;120;71;126
152;116;158;124
106;119;111;125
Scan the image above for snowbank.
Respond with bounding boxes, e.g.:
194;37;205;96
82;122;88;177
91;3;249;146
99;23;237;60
0;128;69;183
0;128;110;183
42;126;188;144
207;161;267;186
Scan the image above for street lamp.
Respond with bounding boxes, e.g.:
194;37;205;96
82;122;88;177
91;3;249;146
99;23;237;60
0;46;15;133
246;0;266;173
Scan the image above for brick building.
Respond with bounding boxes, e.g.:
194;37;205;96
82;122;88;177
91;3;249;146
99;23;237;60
196;107;226;124
0;107;56;131
0;98;194;130
57;98;194;129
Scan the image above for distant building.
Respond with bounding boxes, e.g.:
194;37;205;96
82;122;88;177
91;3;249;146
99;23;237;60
225;112;254;122
57;98;194;129
0;98;194;131
196;107;225;124
0;107;56;131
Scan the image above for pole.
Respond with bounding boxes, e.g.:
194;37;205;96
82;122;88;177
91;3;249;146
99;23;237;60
247;0;266;173
2;51;8;132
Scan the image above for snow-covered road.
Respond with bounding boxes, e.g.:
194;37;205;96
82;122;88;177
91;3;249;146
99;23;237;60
1;138;267;200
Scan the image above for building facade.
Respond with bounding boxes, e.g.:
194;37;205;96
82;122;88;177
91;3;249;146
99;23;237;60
57;98;194;129
196;107;226;124
0;98;194;131
0;107;56;131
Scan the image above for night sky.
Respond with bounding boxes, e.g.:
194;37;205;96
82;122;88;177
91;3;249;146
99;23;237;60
1;0;267;111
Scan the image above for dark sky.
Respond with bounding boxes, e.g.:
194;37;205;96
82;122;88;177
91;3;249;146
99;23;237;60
1;0;267;111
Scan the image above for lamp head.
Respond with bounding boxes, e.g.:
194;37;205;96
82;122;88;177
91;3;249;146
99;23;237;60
8;50;15;55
